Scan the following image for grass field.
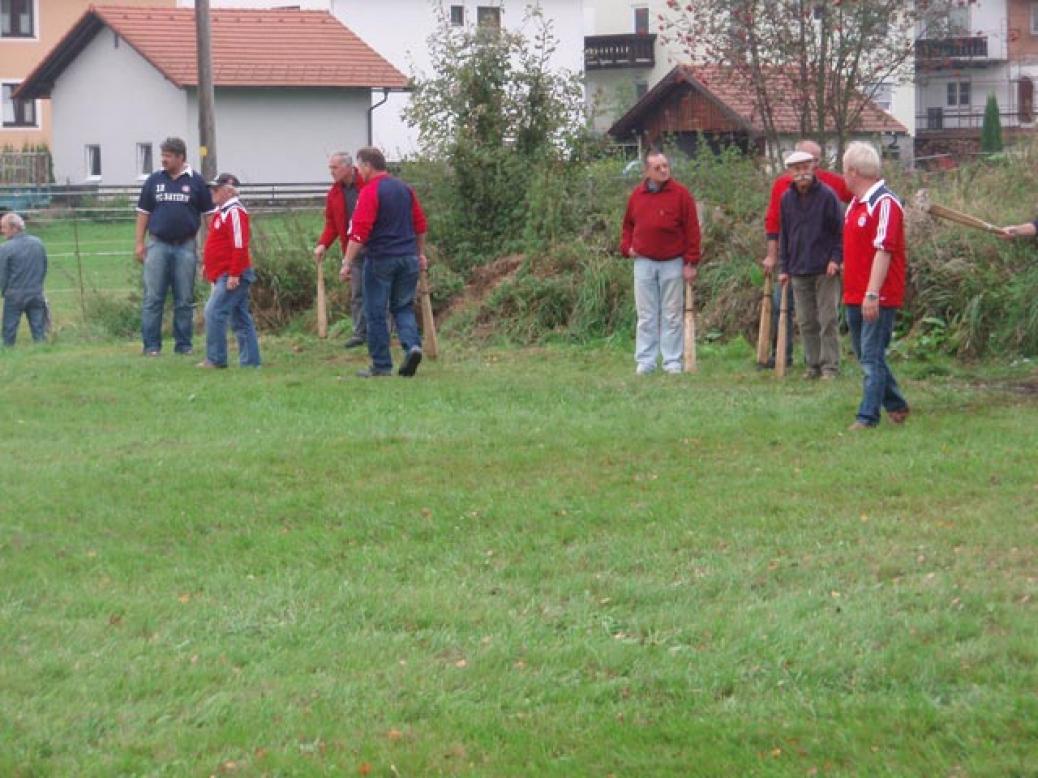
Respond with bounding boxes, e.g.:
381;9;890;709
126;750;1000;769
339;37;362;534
19;210;324;333
0;336;1035;776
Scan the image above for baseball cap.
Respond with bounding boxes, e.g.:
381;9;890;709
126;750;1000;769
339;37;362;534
208;173;241;188
784;150;814;167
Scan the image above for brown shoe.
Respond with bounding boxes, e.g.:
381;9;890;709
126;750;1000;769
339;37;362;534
196;360;225;369
888;406;911;424
847;421;873;431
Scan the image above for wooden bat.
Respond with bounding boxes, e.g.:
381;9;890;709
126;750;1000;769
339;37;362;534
914;189;1001;235
756;273;773;366
316;259;328;338
419;268;438;359
683;280;697;373
926;202;1001;234
775;281;789;378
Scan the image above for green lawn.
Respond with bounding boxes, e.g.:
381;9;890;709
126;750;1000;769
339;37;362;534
0;338;1035;776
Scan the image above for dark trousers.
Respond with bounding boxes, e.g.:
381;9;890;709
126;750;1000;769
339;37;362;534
2;292;47;345
363;255;420;372
349;257;367;339
846;305;908;426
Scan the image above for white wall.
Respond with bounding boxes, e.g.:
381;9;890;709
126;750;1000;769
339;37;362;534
50;28;189;184
49;26;374;184
186;87;370;183
181;0;586;159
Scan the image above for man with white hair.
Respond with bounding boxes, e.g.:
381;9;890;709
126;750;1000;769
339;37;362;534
315;151;368;349
0;212;48;346
841;141;910;430
762;138;852;368
777;149;844;379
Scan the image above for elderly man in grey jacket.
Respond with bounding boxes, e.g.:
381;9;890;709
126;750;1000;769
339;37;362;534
0;212;49;346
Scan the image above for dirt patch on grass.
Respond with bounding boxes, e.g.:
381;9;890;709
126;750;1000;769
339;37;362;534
439;253;524;326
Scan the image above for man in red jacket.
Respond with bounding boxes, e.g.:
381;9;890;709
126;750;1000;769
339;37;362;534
620;151;701;374
841;142;909;429
314;152;367;348
198;173;261;368
762;139;852;367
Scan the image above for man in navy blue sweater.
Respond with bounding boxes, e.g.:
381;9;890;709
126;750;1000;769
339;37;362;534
135;137;216;356
777;150;844;379
340;147;428;378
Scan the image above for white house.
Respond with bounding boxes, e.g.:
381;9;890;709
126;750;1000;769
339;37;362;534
914;0;1038;157
15;6;408;185
583;0;916;151
177;0;587;159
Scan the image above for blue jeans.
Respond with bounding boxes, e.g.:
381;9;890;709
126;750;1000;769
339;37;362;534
846;305;908;426
2;292;47;346
203;268;260;367
633;256;684;372
141;237;197;353
363;255;420;372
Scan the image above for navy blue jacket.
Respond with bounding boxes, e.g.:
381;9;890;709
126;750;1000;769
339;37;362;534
779;178;844;277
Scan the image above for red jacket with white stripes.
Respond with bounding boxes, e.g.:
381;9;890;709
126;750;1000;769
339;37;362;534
842;180;906;308
203;196;251;283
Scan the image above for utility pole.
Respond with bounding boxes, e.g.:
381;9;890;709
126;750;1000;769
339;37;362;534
195;0;217;180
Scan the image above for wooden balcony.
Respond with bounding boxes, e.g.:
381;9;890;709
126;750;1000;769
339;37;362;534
585;34;656;71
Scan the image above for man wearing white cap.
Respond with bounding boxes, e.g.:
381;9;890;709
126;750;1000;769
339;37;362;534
777;149;844;379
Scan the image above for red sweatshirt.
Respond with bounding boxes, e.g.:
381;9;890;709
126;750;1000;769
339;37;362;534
765;167;852;238
317;168;365;253
842;180;907;308
203;196;250;282
620;179;701;264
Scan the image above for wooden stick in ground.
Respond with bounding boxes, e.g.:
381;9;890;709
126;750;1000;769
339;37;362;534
775;281;789;378
756;273;773;366
683;280;697;373
419;268;439;359
316;259;328;339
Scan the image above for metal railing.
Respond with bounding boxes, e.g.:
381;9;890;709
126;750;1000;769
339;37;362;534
916;108;1032;131
916;35;990;64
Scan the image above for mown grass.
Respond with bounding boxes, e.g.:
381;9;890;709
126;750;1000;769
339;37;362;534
0;337;1035;776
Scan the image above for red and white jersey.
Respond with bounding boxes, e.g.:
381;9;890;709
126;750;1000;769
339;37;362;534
842;179;906;308
203;196;251;283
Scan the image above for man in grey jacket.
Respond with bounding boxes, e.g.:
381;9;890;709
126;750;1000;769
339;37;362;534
0;212;48;346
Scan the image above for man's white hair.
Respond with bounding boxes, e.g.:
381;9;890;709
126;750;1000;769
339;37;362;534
1;212;25;231
331;151;353;166
843;141;882;179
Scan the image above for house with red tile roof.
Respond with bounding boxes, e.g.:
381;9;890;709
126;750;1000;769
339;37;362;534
16;5;408;184
608;64;909;161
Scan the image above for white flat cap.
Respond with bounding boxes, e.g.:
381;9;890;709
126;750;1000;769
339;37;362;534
784;150;814;167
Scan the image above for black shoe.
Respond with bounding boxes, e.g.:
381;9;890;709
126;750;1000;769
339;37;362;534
344;335;365;349
398;346;423;377
356;367;392;378
175;347;193;356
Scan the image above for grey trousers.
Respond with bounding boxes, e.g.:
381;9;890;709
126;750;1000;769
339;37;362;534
2;292;47;346
791;273;841;375
349;257;366;339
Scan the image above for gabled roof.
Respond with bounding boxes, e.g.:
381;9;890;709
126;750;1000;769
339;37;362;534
610;64;907;138
17;5;409;99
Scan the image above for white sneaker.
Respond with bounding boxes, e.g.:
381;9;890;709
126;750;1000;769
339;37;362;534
636;365;655;375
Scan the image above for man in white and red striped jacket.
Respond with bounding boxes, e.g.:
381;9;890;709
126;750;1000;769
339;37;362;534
199;173;261;368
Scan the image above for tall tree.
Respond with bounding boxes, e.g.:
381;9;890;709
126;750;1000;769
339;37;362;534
660;0;967;164
981;94;1003;153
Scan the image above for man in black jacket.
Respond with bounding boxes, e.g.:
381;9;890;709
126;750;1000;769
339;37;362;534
778;150;844;379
